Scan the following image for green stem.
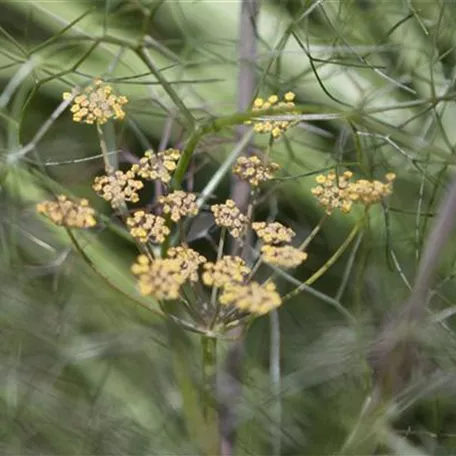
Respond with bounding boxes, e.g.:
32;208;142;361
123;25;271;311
298;214;328;251
201;336;220;455
168;322;212;455
239;189;257;259
247;257;263;281
210;227;227;329
96;123;112;171
135;46;195;128
171;104;304;191
283;219;362;303
269;309;281;456
265;133;274;158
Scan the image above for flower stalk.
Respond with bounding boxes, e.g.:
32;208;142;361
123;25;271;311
201;335;220;455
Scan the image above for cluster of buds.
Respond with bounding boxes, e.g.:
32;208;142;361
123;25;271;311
246;92;297;137
36;195;96;228
348;173;396;206
211;199;247;238
220;281;281;315
202;256;282;316
132;247;206;300
202;256;251;288
252;220;307;269
91;148;183;211
233;155;279;187
126;211;170;244
167;246;207;283
92;169;143;209
252;222;295;245
63;78;128;125
131;148;181;184
311;170;396;214
131;255;186;300
158;191;199;222
311;171;353;215
261;245;308;269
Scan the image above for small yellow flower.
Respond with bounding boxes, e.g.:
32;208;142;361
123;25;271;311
252;221;295;245
261;245;307;268
247;92;297;137
167;245;207;282
219;281;282;315
158;191;199;222
63;78;128;125
253;98;264;108
385;172;396;182
131;254;151;275
284;91;295;102
131;148;181;184
36;195;96;228
92;169;143;208
311;170;353;215
126;211;170;244
233;156;279;186
131;255;186;300
202;256;251;288
211;199;247;238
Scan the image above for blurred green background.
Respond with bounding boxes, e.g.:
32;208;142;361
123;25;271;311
2;0;456;454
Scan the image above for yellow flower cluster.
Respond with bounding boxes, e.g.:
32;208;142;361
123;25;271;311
211;199;247;238
246;92;297;137
132;255;186;300
63;78;128;125
202;256;251;288
36;195;96;228
252;221;295;245
252;218;306;270
261;245;308;269
311;171;396;214
311;171;353;215
92;169;144;208
158;191;199;222
167;245;207;282
131;149;181;184
348;173;396;206
220;281;281;315
232;156;279;186
126;211;170;244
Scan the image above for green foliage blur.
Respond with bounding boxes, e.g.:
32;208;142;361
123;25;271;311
2;1;456;454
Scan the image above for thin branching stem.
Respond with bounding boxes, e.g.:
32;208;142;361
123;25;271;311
210;227;227;329
298;214;328;251
283;219;362;302
269;309;282;456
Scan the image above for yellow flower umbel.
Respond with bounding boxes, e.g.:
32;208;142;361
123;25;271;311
202;256;251;288
311;171;353;215
220;281;282;315
348;173;396;206
252;221;295;245
261;245;308;269
232;156;279;187
131;148;181;184
92;169;144;208
246;92;297;137
131;255;186;300
63;78;128;125
167;245;207;282
126;211;170;244
158;191;199;222
36;195;96;228
211;199;247;238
